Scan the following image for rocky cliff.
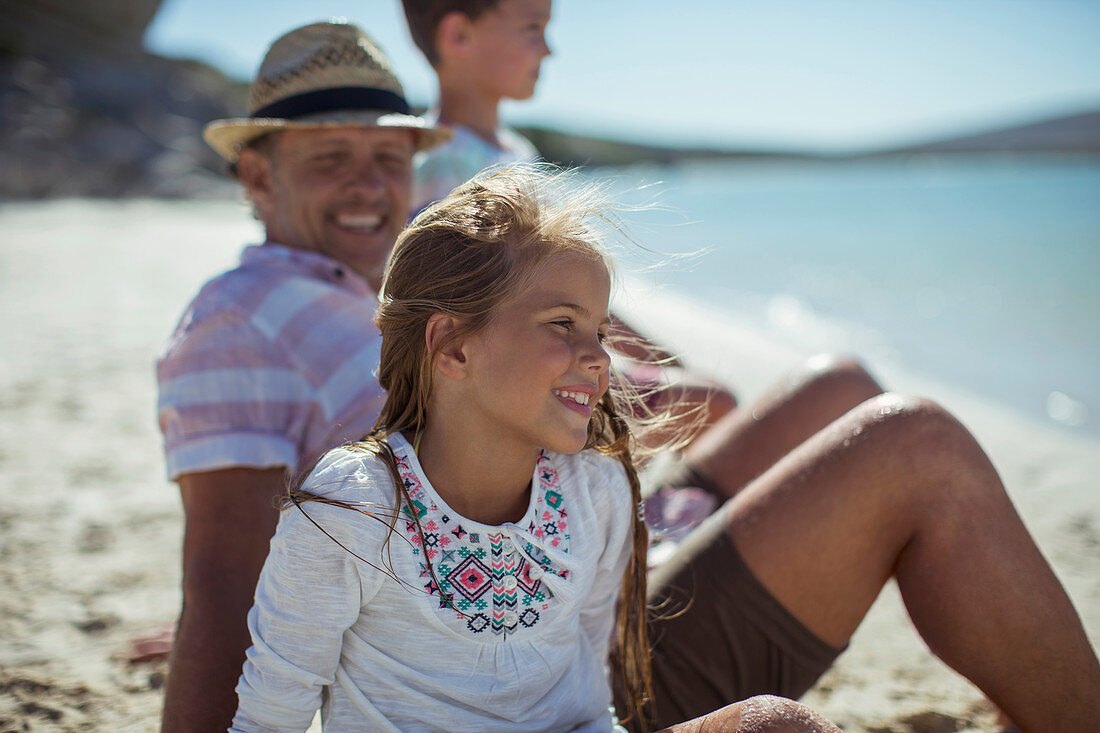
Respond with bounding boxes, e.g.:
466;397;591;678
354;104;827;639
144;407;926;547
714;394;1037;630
1;0;245;198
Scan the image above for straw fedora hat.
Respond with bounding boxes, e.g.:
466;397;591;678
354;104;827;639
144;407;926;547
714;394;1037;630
203;21;450;162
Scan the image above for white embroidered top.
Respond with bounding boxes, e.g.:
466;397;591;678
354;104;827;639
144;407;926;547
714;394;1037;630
231;433;634;732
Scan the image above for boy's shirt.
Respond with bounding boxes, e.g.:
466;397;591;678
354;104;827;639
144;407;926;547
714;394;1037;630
412;116;538;216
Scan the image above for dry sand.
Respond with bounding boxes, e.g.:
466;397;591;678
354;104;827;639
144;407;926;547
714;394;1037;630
1;200;1097;731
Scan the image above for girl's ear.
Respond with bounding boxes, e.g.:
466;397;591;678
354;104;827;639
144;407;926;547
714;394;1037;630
426;313;468;380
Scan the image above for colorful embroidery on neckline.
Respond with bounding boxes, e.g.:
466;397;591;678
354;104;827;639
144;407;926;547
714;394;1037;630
394;449;570;637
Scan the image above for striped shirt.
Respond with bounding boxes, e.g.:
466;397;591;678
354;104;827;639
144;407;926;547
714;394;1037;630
157;243;385;481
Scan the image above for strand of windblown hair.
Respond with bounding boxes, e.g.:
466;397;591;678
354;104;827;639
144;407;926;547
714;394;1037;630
592;395;654;729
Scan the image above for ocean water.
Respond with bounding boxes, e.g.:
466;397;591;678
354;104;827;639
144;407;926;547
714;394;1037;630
4;156;1093;437
587;155;1100;435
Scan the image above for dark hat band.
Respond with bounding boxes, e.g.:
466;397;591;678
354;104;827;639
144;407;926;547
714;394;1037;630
252;86;410;119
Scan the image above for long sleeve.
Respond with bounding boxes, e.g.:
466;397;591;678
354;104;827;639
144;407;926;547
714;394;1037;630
231;494;382;732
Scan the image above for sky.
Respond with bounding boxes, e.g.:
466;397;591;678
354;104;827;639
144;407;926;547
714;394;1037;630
145;0;1100;152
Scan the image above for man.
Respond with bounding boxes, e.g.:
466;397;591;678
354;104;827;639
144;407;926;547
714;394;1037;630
156;22;451;730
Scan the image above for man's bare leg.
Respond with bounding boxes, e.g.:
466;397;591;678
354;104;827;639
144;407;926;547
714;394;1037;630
718;394;1100;732
683;355;883;498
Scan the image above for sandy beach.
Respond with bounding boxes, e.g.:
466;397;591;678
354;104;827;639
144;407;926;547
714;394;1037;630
1;199;1097;731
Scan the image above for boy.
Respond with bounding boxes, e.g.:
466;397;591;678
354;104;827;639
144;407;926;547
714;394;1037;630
401;0;550;214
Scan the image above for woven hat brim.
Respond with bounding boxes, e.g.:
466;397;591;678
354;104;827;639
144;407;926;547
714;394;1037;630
203;110;452;162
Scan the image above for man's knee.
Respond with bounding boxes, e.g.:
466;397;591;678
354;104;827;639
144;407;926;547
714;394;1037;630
848;393;973;452
800;354;883;405
840;393;1002;506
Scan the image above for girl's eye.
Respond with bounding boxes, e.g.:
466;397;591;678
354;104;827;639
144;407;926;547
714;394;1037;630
597;330;609;343
550;319;573;330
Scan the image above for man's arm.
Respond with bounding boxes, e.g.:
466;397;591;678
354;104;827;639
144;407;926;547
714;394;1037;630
161;467;286;733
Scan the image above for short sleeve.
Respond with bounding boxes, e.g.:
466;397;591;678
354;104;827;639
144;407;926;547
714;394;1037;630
157;309;308;479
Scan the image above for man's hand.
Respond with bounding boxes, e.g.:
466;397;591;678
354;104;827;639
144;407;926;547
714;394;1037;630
161;467;286;733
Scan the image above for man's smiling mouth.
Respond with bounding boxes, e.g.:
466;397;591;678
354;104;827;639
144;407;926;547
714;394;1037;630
335;213;384;233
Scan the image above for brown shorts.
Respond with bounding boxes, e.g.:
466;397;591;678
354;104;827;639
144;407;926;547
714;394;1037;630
614;503;845;730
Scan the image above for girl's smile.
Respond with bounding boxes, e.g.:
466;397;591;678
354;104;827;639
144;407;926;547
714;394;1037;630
552;385;597;416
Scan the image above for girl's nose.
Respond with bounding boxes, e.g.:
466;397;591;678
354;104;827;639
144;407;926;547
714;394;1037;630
582;337;611;372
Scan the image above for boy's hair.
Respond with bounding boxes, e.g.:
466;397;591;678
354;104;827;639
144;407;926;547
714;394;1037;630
401;0;500;66
292;163;656;727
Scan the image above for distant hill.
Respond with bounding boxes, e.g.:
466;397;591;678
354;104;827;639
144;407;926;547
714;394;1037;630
879;108;1100;155
513;126;816;168
518;107;1100;165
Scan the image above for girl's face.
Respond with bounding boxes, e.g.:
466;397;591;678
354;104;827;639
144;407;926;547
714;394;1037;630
458;251;612;456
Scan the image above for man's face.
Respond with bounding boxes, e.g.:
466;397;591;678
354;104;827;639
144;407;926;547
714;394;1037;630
241;127;415;291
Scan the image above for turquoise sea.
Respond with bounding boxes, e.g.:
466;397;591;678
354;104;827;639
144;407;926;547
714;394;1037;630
590;155;1100;435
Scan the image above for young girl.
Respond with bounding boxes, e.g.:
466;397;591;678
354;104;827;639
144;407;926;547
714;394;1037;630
229;165;839;733
226;163;650;732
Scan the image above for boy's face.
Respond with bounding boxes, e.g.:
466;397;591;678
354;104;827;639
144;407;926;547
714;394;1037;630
464;0;552;101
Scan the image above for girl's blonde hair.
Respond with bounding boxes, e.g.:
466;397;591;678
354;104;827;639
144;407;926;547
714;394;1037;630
293;164;653;727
